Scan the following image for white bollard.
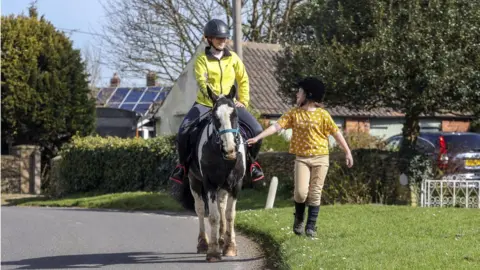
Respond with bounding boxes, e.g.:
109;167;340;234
265;176;278;209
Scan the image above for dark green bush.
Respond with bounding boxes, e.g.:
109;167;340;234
51;133;428;206
321;150;409;205
257;149;412;206
53;135;176;196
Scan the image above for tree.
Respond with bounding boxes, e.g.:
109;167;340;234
98;0;302;83
276;0;480;171
82;43;103;98
1;6;96;181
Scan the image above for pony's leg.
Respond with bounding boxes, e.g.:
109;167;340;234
217;189;228;249
190;183;208;253
206;190;222;262
223;194;238;256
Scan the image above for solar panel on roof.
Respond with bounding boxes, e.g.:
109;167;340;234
146;86;162;91
108;88;130;103
120;103;135;111
155;91;168;101
108;102;121;108
134;103;151;114
124;88;144;103
140;90;158;102
96;86;169;116
97;87;116;102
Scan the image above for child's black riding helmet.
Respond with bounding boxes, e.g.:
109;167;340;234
297;77;326;103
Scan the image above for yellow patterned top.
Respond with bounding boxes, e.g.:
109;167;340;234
276;107;339;156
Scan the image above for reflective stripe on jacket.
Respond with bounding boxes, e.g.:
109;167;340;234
194;47;250;108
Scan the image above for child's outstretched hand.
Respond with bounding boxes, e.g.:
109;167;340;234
246;137;259;146
346;152;354;168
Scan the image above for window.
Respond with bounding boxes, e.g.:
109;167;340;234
385;136;402;152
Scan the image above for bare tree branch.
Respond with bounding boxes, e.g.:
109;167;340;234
98;0;303;83
82;43;103;97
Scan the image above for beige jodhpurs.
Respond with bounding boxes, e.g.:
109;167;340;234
294;155;329;206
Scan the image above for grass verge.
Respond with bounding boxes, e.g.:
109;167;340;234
3;191;184;212
4;188;292;212
235;204;480;270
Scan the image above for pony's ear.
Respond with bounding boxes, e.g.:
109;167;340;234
206;85;218;102
226;84;237;100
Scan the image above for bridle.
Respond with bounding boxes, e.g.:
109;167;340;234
212;124;242;147
208;106;245;159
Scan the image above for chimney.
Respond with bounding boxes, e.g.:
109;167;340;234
110;72;120;87
146;70;157;86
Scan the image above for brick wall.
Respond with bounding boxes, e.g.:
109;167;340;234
345;118;370;133
1;145;41;194
1;155;21;193
441;120;470;132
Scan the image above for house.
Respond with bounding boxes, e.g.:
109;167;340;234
95;72;171;138
154;41;474;141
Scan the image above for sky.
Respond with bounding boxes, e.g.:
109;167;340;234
1;0;144;87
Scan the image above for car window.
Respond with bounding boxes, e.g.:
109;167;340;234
444;134;480;152
386;136;401;152
416;137;435;153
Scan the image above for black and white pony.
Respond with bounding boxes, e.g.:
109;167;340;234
182;85;247;262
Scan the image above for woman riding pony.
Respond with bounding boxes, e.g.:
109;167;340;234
169;19;265;184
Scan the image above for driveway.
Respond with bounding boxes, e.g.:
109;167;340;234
1;206;267;269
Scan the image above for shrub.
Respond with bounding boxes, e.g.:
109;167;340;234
260;133;290;152
257;149;412;206
52;135;176;196
330;130;387;152
322;150;409;205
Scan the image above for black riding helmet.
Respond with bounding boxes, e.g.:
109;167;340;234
297;77;326;103
204;19;230;39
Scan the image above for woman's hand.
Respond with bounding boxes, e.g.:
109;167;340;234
235;101;245;108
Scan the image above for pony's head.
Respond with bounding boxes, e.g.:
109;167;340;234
206;85;241;160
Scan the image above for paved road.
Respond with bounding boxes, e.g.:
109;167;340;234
1;207;266;270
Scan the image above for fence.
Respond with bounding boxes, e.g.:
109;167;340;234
421;177;480;208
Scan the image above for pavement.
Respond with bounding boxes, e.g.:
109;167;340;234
1;206;268;270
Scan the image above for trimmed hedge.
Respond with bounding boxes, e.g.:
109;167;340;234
52;135;177;196
50;135;426;206
256;150;411;206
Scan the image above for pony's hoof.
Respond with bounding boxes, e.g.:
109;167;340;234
206;252;222;262
197;245;208;254
218;237;225;248
223;243;237;257
197;239;209;254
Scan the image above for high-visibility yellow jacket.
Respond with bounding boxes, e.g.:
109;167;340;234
194;48;250;108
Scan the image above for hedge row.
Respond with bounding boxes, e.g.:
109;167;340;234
51;135;177;196
50;135;431;206
256;150;413;206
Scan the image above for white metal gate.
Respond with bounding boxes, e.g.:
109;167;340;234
421;178;480;208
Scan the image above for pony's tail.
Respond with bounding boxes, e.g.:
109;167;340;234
170;177;195;212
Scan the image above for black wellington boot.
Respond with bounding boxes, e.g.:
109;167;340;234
305;205;320;237
293;202;306;235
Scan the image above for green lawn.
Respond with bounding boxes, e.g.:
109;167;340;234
5;191;479;270
236;204;480;270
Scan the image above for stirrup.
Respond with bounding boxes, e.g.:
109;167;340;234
169;164;186;184
250;162;264;182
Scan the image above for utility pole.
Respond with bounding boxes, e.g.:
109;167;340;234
232;0;242;60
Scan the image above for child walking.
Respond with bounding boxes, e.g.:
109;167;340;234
246;77;353;237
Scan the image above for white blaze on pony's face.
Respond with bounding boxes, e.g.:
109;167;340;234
215;102;236;160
